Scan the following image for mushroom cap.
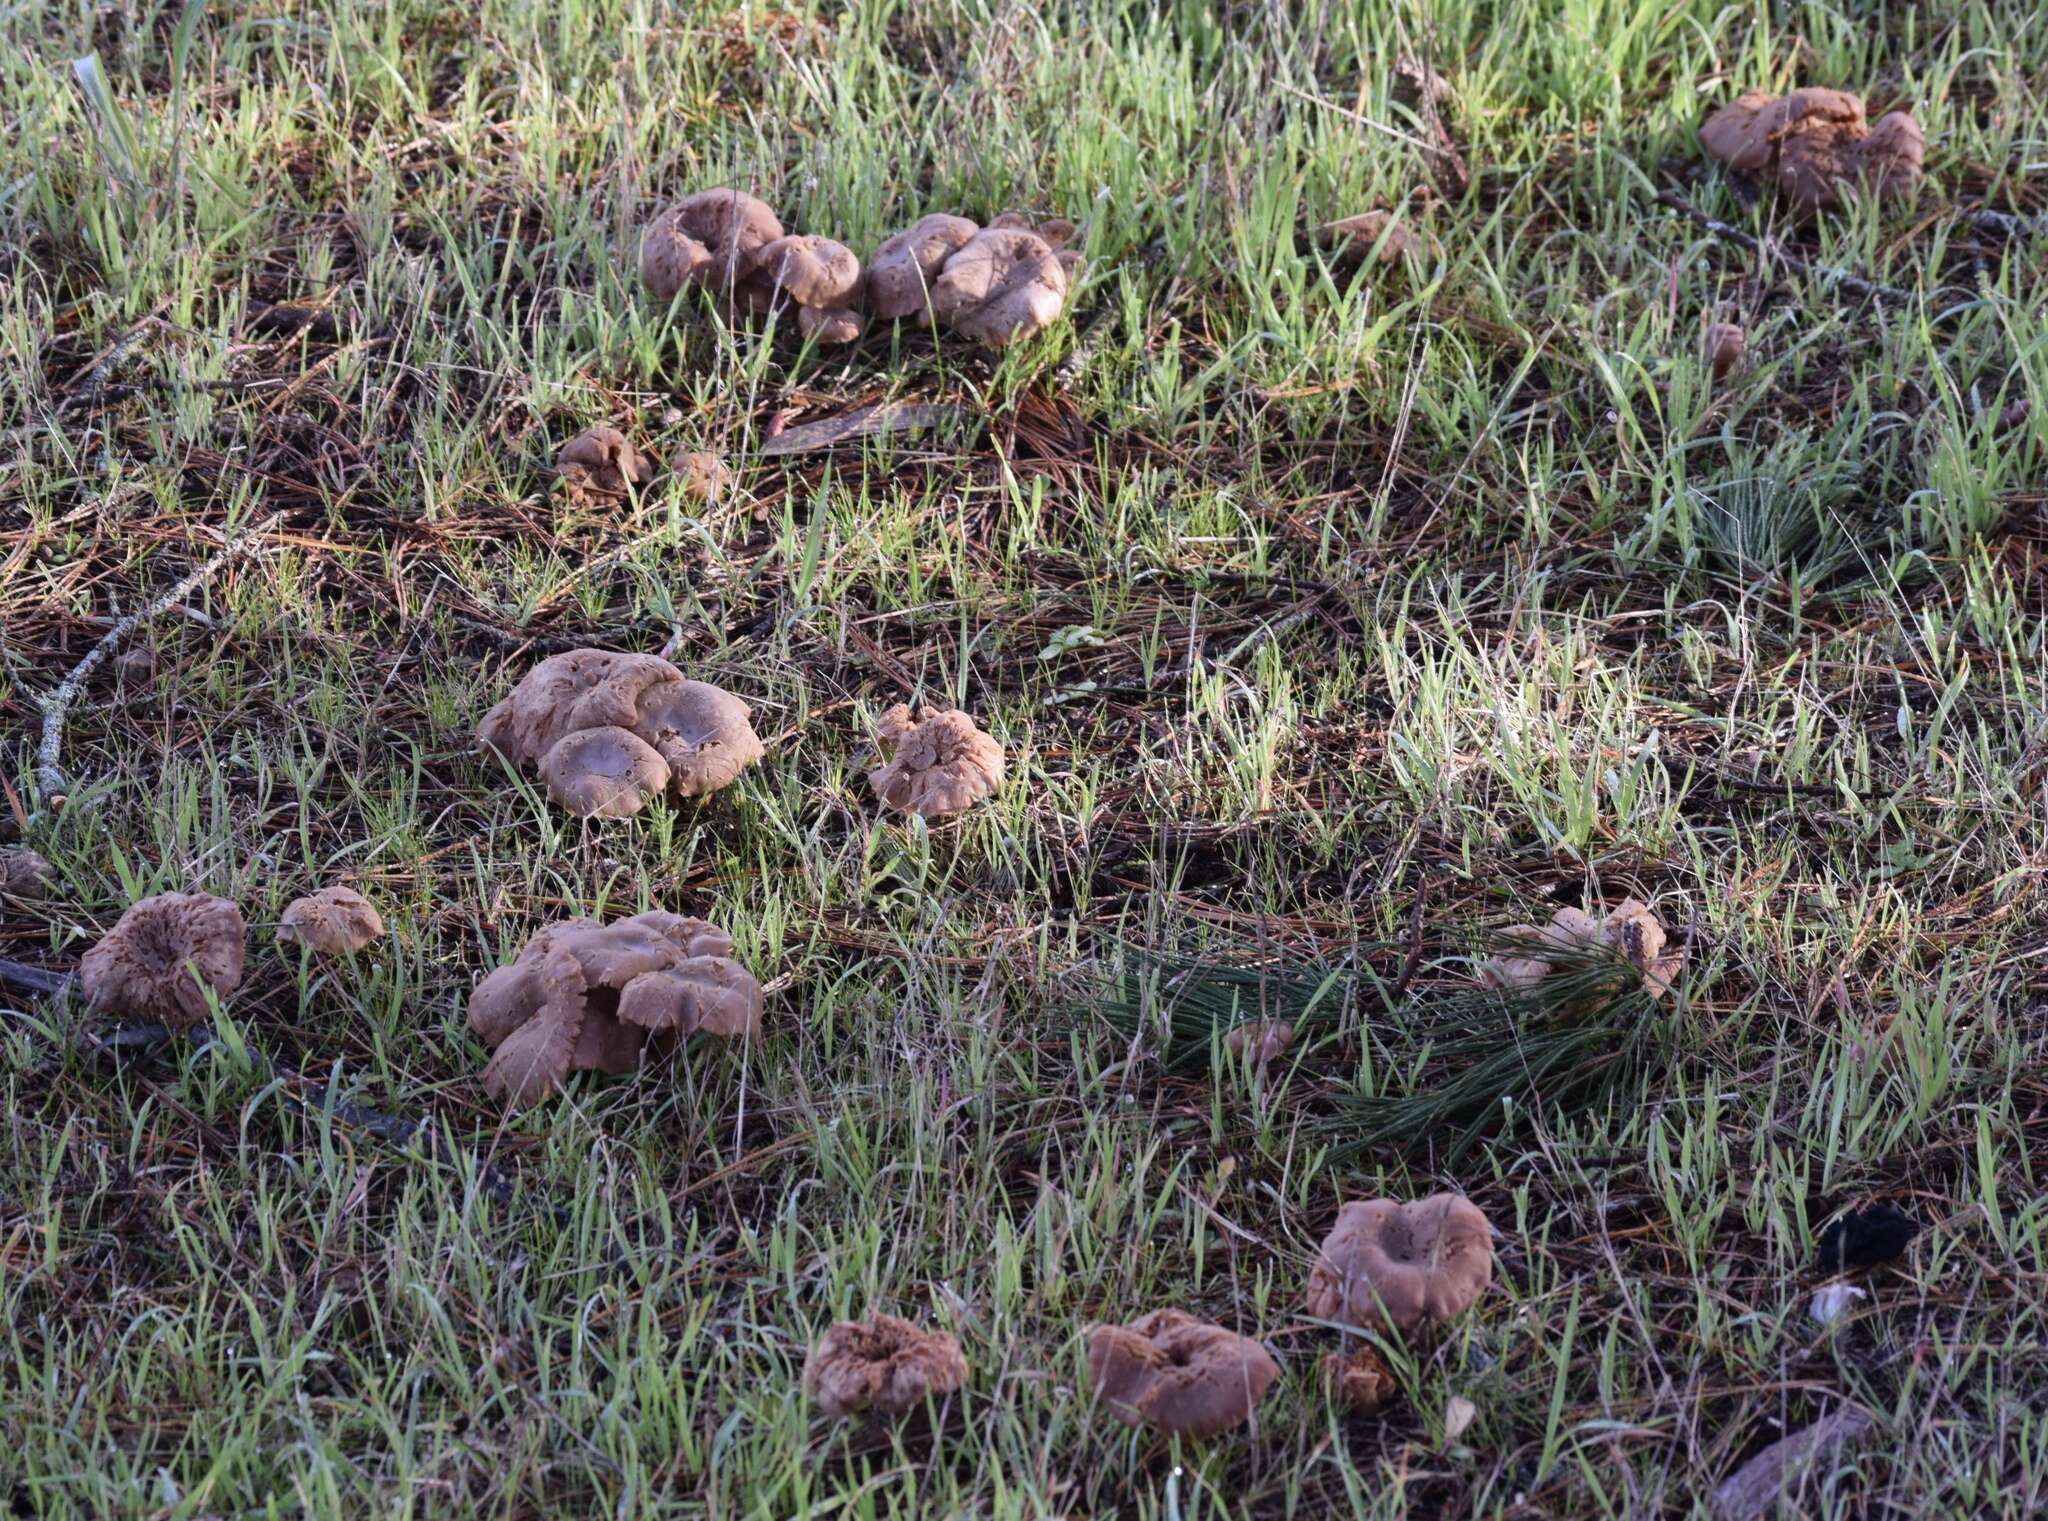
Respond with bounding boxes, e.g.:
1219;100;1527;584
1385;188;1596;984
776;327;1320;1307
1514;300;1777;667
539;725;673;818
797;303;866;345
1703;321;1747;378
0;848;54;896
1698;89;1786;173
1600;896;1682;997
802;1313;968;1418
868;214;981;321
278;885;384;956
468;912;762;1107
1224;1019;1295;1065
1303;1194;1494;1334
1318;210;1428;268
1858;110;1925;198
671;450;733;504
1085;1309;1280;1437
641;188;784;298
1773;89;1868;211
478;650;763;814
1478;925;1552;992
1323;1342;1398;1411
931;227;1070;348
754;234;862;309
1699;88;1919;213
556;426;656;502
866;704;1005;819
78;891;246;1029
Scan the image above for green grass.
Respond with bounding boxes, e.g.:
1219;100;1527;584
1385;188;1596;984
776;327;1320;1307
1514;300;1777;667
4;0;2046;1515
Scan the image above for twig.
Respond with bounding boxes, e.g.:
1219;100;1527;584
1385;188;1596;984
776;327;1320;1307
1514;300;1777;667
1712;1406;1875;1521
34;512;284;805
1654;190;1919;307
1392;876;1430;997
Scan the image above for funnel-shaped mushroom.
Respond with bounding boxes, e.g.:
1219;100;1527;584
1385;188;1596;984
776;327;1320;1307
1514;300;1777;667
555;426;655;507
748;234;866;345
468;911;762;1107
1085;1309;1280;1437
868;214;981;321
802;1313;969;1418
0;848;54;896
1304;1194;1494;1335
278;885;383;955
1700;88;1924;212
1323;1342;1398;1411
931;226;1071;348
867;704;1004;819
478;650;764;817
640;188;784;300
79;892;246;1029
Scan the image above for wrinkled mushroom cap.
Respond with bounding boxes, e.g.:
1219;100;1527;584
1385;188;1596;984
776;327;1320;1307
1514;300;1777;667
468;911;762;1107
1478;925;1552;992
867;704;1005;819
1698;89;1787;173
1699;88;1921;212
1703;321;1747;378
797;303;866;345
640;188;784;299
931;226;1071;348
78;891;246;1029
478;650;764;815
556;426;655;504
754;234;862;309
672;450;733;504
1303;1194;1495;1334
1318;210;1428;268
278;885;384;956
1085;1309;1280;1437
1224;1019;1295;1065
868;213;981;321
1859;111;1925;197
802;1313;968;1418
0;848;54;896
1600;896;1683;997
1323;1342;1398;1411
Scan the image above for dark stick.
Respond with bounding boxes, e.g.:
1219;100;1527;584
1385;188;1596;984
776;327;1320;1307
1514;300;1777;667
1653;189;1920;308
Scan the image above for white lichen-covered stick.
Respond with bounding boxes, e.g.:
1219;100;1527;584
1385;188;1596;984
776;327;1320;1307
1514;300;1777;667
34;512;283;805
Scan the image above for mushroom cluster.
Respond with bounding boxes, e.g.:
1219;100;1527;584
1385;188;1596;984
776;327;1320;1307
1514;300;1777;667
867;704;1005;819
1479;897;1682;998
552;430;729;508
1303;1193;1496;1337
1316;209;1431;270
477;649;765;819
1700;88;1925;213
468;911;762;1106
1085;1309;1281;1437
639;189;1082;351
801;1312;969;1418
78;891;247;1028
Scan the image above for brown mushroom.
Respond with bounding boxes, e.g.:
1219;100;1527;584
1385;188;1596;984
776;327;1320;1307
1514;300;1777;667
477;649;764;817
1599;897;1683;997
1303;1194;1495;1335
1323;1342;1398;1411
801;1313;969;1418
556;426;655;506
1699;88;1924;212
1479;898;1682;999
1317;210;1429;269
467;910;762;1107
931;226;1071;348
115;646;156;684
1224;1019;1295;1066
1703;321;1748;378
748;234;866;345
0;848;54;896
868;213;981;321
278;885;383;956
671;449;733;504
1085;1309;1280;1437
866;704;1004;819
640;188;784;300
78;892;246;1029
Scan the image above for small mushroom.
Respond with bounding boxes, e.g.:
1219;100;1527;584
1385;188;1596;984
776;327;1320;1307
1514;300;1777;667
1303;1194;1495;1335
866;704;1004;819
1323;1342;1398;1411
556;426;655;506
868;213;981;321
671;449;733;504
468;911;762;1106
278;885;384;956
114;647;156;684
801;1313;969;1418
750;234;866;345
1600;897;1683;997
1085;1309;1280;1437
1224;1019;1295;1066
931;226;1072;348
78;891;246;1029
0;848;54;897
1703;321;1748;378
1317;210;1429;269
1699;88;1924;212
640;188;785;300
477;649;764;818
1479;898;1682;999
